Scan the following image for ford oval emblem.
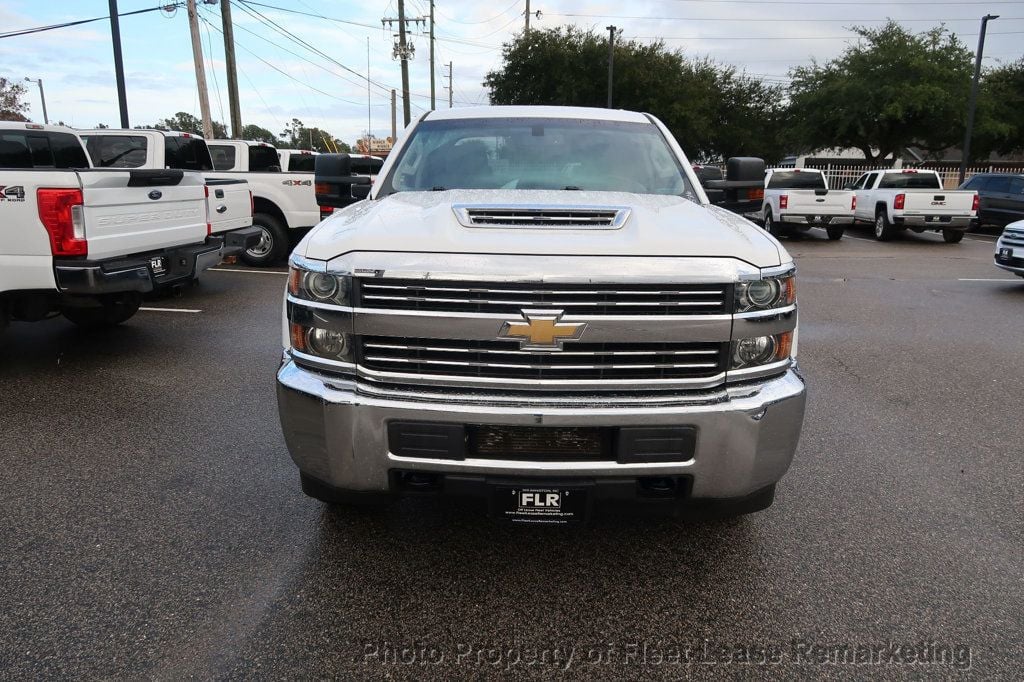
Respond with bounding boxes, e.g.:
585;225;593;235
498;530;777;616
148;190;162;200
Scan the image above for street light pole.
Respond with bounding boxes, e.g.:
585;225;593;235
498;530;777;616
24;77;47;124
959;14;999;185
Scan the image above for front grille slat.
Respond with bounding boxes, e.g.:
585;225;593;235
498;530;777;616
357;279;731;316
360;337;727;381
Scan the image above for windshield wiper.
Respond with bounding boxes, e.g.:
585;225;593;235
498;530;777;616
431;186;447;191
562;185;582;191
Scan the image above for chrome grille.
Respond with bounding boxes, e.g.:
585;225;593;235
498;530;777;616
1002;230;1024;247
357;279;731;316
360;337;727;381
454;205;629;228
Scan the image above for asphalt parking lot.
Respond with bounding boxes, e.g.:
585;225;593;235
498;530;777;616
1;227;1021;678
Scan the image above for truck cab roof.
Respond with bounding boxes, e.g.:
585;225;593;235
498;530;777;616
423;105;652;124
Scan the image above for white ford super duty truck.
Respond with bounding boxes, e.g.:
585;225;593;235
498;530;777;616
852;168;978;242
78;129;258;252
761;168;854;241
207;140;321;266
0;123;237;332
275;106;806;523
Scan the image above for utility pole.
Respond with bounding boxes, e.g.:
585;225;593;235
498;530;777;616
24;78;48;124
429;0;436;110
221;0;243;137
446;62;453;108
391;89;397;140
382;7;425;128
367;37;372;154
108;0;129;127
606;25;616;109
960;14;999;185
186;0;215;139
526;0;530;32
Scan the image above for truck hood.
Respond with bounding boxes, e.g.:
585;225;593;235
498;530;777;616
301;190;784;267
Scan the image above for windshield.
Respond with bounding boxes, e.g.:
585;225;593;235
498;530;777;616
878;172;941;189
767;171;826;190
380;117;695;198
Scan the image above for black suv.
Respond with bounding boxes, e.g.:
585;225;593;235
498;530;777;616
959;173;1024;228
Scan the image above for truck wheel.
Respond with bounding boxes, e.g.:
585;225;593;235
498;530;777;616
242;213;289;266
942;228;965;244
874;210;895;241
763;213;781;237
826;226;845;241
61;293;142;329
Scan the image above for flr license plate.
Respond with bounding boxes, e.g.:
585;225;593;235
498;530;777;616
492;486;588;524
150;256;166;274
999;247;1013;259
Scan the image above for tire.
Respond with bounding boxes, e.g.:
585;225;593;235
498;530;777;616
61;293;141;329
826;226;845;241
763;212;781;238
942;228;965;244
241;213;289;267
874;210;896;241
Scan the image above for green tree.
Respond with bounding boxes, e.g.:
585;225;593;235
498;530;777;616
787;22;974;161
149;112;227;138
0;77;30;121
974;59;1024;159
241;123;277;144
278;117;346;153
484;27;788;162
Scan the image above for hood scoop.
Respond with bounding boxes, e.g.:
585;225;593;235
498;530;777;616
452;204;631;229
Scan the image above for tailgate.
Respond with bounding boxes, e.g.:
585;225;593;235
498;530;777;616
785;190;853;215
205;178;253;234
902;190;975;215
80;169;207;260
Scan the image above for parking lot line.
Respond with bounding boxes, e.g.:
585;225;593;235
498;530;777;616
957;278;1019;282
209;268;288;275
139;307;202;313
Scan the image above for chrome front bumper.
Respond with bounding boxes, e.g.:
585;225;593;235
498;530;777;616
276;359;807;500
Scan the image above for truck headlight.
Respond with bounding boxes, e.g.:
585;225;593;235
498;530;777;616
289;322;353;362
736;272;795;312
288;261;351;306
730;332;793;369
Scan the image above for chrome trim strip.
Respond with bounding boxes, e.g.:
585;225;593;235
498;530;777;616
360;294;724;308
360;284;726;296
733;306;797;338
726;359;792;383
451;203;632;229
757;263;797;279
362;342;719;357
353;365;728;390
352;307;733;343
362;356;720;370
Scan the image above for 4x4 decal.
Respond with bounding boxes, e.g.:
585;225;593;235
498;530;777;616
0;185;26;202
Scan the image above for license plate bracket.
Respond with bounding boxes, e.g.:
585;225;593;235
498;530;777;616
491;485;589;524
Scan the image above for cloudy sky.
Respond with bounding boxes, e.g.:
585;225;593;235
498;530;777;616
1;0;1021;144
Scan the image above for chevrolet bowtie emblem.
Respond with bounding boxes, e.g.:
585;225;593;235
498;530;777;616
498;310;587;350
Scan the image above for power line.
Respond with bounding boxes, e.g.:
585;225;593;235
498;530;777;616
0;3;184;39
434;0;522;25
625;30;1024;40
549;13;1024;23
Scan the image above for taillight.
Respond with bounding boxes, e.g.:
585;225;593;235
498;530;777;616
779;194;788;210
894;194;905;210
37;188;86;256
249;190;254;217
971;193;979;212
851;195;857;211
205;185;212;235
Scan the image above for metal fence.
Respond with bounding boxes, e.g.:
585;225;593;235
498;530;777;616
807;163;1024;190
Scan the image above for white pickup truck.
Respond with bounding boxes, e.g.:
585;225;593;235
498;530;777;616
0;123;234;332
208;140;321;265
760;168;854;241
852;169;978;242
277;148;318;173
79;129;258;249
278;106;806;522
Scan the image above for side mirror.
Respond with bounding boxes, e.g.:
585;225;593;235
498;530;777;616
843;183;857;190
352;184;371;200
315;153;371;208
725;157;766;182
704;188;726;205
